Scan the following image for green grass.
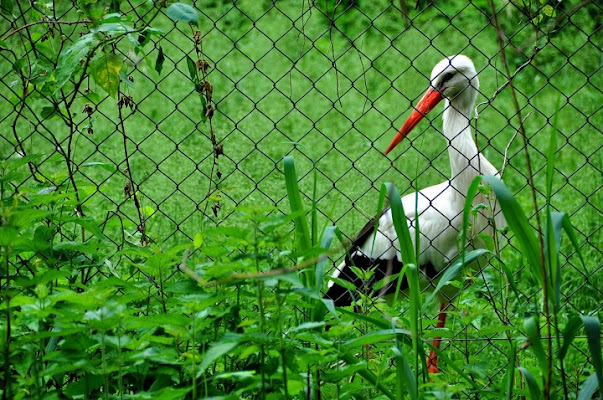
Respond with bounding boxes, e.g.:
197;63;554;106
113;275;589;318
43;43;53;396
0;0;601;398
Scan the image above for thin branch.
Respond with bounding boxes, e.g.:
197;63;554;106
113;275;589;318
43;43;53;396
474;51;540;118
1;19;90;41
184;240;348;288
499;112;529;179
488;1;551;398
117;87;147;246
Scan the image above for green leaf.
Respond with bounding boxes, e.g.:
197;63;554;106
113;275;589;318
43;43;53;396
340;352;395;399
186;54;198;85
90;52;122;98
499;257;523;301
81;162;116;173
283;156;311;251
518;367;543;400
423;249;489;313
0;225;18;246
581;315;602;392
559;317;584;361
193;233;203;249
167;3;199;26
83;91;102;103
41;106;61;120
577;373;599;400
55;34;99;91
286;321;325;334
0;0;15;17
483;176;542;284
155;45;165;75
321;298;339;321
199;337;241;374
337;307;391;330
344;329;411;348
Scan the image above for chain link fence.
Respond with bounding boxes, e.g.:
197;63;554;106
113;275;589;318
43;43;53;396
1;0;601;396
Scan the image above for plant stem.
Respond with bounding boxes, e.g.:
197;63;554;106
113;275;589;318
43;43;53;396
488;1;551;397
117;87;147;246
2;244;11;400
254;224;266;400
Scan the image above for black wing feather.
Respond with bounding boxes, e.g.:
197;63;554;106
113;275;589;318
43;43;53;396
324;209;438;307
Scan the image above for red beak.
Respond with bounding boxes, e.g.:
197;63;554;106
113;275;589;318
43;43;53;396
385;87;444;155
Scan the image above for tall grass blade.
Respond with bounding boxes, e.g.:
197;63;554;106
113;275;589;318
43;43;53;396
504;339;517;399
482;176;541;284
518;367;543;400
559;317;584;361
315;225;336;293
581;315;602;394
558;211;587;274
499;258;523;301
385;183;416;266
524;315;548;378
544;207;558;311
461;176;483;264
344;329;412;348
545;94;561;200
392;346;416;400
337;308;394;331
406;263;422;388
372;184;389;254
578;373;600;400
311;167;318;246
385;183;416;305
544;100;560;309
283;156;311;251
385;182;421;384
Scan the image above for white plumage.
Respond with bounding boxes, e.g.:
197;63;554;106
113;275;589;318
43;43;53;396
325;55;506;373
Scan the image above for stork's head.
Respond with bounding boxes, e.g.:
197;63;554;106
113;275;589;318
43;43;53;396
385;55;479;155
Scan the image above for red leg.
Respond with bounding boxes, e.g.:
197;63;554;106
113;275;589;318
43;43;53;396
427;302;448;374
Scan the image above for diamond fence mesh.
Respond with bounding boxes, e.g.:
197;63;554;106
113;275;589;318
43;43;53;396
1;0;601;396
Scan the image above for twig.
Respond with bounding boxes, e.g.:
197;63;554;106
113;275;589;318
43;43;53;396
117;87;147;246
184;240;348;288
474;52;540;118
499;112;530;179
1;19;90;41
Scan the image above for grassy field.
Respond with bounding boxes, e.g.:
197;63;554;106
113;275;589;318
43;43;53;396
5;0;599;293
0;0;602;398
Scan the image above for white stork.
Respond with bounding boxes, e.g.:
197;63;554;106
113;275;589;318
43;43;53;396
325;55;505;373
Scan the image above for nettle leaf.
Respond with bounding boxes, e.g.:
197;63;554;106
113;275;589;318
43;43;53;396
55;33;99;91
167;3;199;26
91;52;122;98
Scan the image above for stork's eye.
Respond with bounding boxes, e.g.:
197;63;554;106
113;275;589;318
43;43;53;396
442;72;454;82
